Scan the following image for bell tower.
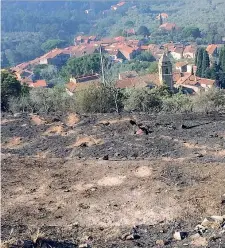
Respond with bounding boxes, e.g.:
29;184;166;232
158;52;173;89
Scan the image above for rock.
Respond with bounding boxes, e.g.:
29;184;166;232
79;244;90;248
102;155;109;160
136;129;144;135
221;194;225;205
201;216;224;229
173;231;188;241
126;234;140;240
210;215;224;223
194;224;207;234
122;233;140;241
191;237;208;247
155;239;165;246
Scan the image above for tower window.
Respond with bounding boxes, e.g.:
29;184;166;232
165;68;169;74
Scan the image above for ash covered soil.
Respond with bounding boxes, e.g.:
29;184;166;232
1;112;225;247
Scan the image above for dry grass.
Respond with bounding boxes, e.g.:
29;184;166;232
65;113;80;127
43;125;64;136
30;115;46;125
69;136;103;147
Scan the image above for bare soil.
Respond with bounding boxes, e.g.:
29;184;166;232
1;112;225;247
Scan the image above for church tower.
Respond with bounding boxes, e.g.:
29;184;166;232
158;52;173;89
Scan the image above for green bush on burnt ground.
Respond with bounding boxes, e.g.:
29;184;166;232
74;85;123;113
123;88;163;112
192;88;225;113
8;86;74;114
162;93;193;113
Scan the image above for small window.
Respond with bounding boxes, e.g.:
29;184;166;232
165;68;169;74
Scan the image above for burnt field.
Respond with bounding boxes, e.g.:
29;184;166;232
1;111;225;162
1;112;225;247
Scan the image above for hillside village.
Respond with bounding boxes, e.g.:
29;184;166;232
7;1;225;97
11;35;223;94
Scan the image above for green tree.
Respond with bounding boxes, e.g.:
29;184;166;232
135;51;155;62
125;21;134;29
219;46;225;72
182;27;201;39
201;50;210;77
1;70;22;110
195;48;204;77
137;26;150;36
61;53;106;79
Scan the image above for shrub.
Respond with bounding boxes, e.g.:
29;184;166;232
192;88;225;112
123;88;162;112
8;86;74;114
162;93;193;113
74;85;123;113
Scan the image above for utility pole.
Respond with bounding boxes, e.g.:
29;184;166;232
99;44;105;86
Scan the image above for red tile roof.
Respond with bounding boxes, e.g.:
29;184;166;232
66;81;100;93
116;73;160;89
206;44;218;55
176;74;216;86
32;80;47;88
175;62;188;68
159;23;178;31
156;13;169;19
117;1;126;6
41;48;64;60
183;45;196;54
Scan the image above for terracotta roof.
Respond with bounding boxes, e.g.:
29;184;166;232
175;62;188;68
66;81;100;93
206;44;218;55
171;46;184;54
118;45;135;55
114;36;126;42
41;49;64;60
159;23;178;31
117;1;126;6
176;74;216;86
157;13;169;19
32;80;47;88
116;73;160;89
183;45;196;54
173;72;182;82
140;45;149;50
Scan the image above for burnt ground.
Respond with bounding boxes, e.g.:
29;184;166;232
1;112;225;247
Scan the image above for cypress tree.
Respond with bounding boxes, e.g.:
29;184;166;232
209;62;219;80
196;48;204;77
195;48;199;65
159;14;163;26
201;50;210;77
219;47;225;72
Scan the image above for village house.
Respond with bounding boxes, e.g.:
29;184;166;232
175;62;188;73
183;45;196;59
116;73;160;89
206;44;221;64
74;35;97;45
170;46;184;60
65;74;100;95
156;13;169;20
159;23;178;31
21;79;47;88
117;45;140;60
175;69;217;93
39;48;70;67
